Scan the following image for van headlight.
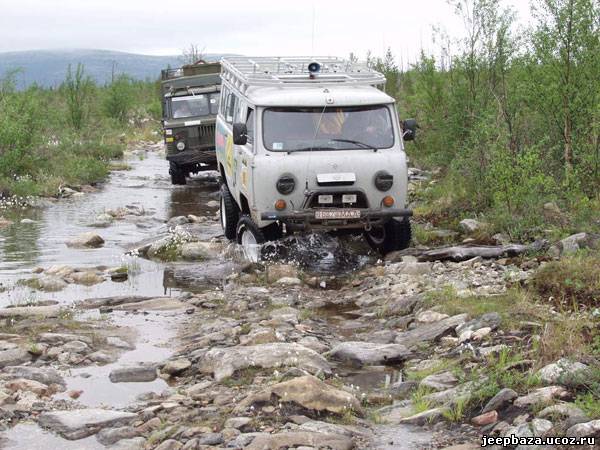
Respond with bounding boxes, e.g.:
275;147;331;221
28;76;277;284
176;141;186;151
374;171;393;191
276;174;296;195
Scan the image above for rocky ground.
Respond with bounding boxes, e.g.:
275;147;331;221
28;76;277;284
1;143;599;450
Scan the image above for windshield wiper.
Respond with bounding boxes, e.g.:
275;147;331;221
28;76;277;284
285;146;337;154
329;138;378;152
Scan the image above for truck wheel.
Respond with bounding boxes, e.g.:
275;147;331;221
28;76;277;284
236;215;265;263
365;218;412;254
169;162;187;185
220;184;240;240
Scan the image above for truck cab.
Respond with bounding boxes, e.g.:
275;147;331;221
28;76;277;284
160;62;221;184
215;57;416;261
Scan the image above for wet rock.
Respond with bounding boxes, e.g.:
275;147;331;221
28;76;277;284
327;341;411;367
0;347;32;367
155;439;182;450
266;264;299;283
459;219;484;234
167;216;190;226
245;431;353;450
482;388;518;413
60;340;90;354
456;312;501;334
224;417;252;430
106;336;134;349
38;408;137;439
390;380;419;398
28;276;68;292
238;375;362;416
180;242;212;261
199;343;331;382
239;328;280;346
89;213;114;228
416;310;449;323
70;271;104;285
566;420;600;437
107;437;146;450
196;432;224;445
299;419;365;437
537;403;587;423
386;295;422;316
420;371;458;391
394;314;468;347
472;410;498;426
66;232;105;248
505;418;553;440
162;358;191;376
537;359;590;386
96;426;140;445
513;386;569;408
39;332;92;345
558;232;600;255
89;351;117;364
397;261;433;276
3;366;65;386
5;378;50;396
109;364;158;383
399;407;449;425
0;305;63;318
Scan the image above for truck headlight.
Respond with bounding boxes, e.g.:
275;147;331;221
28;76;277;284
176;141;186;151
276;174;295;195
374;171;393;191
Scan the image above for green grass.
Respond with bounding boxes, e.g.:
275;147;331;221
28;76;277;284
411;386;434;414
531;252;600;311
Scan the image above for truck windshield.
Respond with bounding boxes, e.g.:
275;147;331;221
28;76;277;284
171;93;219;119
263;105;394;151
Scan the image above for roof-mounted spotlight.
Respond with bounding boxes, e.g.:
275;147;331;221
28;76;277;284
308;61;321;79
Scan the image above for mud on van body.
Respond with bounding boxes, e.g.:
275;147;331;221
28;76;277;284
215;56;417;261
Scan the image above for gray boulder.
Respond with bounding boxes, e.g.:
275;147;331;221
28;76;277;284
566;420;600;438
482;388;518;413
38;408;137;439
66;232;105;248
3;366;65;386
456;312;501;335
537;359;590;386
459;219;484;234
327;341;411;367
199;343;331;382
109;364;158;383
395;314;468;347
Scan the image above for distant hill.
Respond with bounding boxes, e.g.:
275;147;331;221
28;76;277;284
0;49;224;88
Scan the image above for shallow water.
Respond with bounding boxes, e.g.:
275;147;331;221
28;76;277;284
0;423;104;450
0;150;221;307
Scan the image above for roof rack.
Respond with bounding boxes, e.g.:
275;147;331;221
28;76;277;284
220;56;385;93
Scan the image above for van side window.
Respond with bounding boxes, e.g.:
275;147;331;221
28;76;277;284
246;108;255;144
225;93;238;124
219;86;229;117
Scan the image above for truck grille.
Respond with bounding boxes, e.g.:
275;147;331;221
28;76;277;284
198;124;214;146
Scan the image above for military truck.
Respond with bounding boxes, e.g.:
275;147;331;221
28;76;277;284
160;61;221;185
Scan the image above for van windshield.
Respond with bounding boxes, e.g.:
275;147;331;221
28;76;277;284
171;93;219;119
263;105;394;151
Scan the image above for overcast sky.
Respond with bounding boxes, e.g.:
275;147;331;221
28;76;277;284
0;0;531;62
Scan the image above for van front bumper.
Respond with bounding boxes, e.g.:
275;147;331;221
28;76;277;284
260;208;412;231
166;148;217;166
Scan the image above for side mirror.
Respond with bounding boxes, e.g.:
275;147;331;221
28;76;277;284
233;123;248;145
402;119;418;141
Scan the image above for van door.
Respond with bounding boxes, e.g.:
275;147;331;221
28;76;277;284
234;102;255;208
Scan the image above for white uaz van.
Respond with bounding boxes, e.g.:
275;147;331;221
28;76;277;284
215;57;416;261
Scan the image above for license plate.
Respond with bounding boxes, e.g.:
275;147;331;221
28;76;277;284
315;209;361;220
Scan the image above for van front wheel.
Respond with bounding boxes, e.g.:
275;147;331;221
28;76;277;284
220;184;239;240
365;218;411;254
236;216;265;263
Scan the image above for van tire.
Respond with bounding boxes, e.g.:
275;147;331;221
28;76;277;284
170;162;187;185
365;217;411;254
220;184;240;240
236;215;266;262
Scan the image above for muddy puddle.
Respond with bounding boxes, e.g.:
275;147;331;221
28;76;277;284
0;423;104;450
0;151;223;307
54;309;178;408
